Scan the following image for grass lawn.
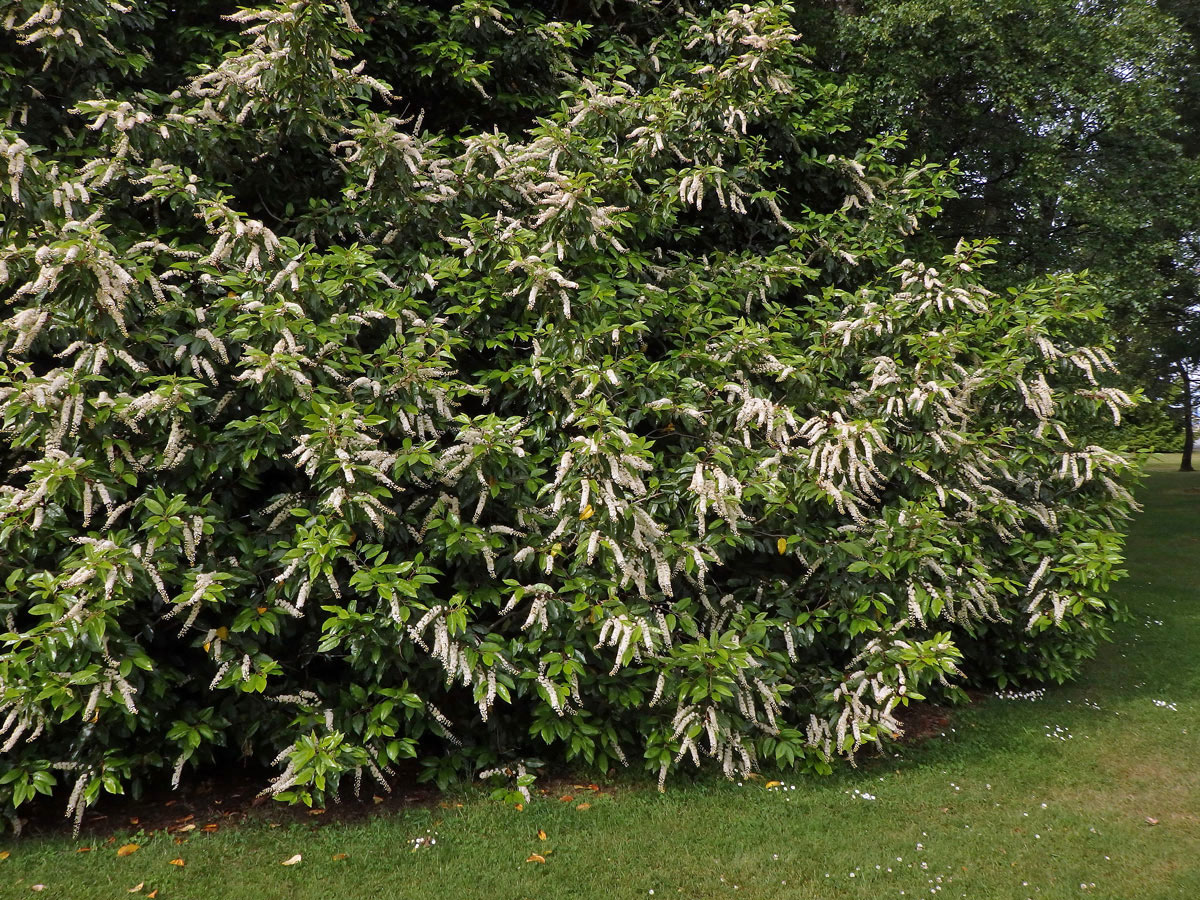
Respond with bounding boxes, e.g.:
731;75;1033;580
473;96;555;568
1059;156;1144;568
2;456;1197;900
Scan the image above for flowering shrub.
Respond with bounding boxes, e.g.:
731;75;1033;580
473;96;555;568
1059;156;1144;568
0;0;1137;830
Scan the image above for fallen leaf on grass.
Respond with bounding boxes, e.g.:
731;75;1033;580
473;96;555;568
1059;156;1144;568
764;781;781;789
537;829;547;841
559;795;574;803
147;890;158;899
514;803;524;811
575;803;591;811
281;854;302;866
1146;817;1160;826
117;844;140;857
169;858;185;867
0;851;9;860
76;847;92;853
202;824;219;833
127;883;143;893
525;854;546;864
173;838;186;846
308;808;326;817
30;885;44;892
332;853;348;861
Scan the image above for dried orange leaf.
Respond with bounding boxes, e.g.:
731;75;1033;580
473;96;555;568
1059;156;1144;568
117;844;140;857
127;883;143;893
537;829;547;841
201;824;218;833
281;853;302;866
146;891;158;899
332;853;349;861
173;838;186;845
559;795;574;803
372;795;384;805
169;858;185;867
575;802;591;811
525;853;546;864
514;803;524;811
308;808;326;816
0;851;9;860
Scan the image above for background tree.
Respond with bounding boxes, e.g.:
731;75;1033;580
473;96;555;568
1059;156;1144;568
798;0;1200;459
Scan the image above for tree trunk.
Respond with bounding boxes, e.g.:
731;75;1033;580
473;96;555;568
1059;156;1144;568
1181;364;1195;472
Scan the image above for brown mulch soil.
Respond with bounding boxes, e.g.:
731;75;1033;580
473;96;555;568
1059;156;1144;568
16;696;977;840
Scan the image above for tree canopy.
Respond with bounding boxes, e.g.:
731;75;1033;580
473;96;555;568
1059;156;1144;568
799;0;1200;455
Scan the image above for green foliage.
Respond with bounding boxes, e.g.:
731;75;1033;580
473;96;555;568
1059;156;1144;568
798;0;1200;442
0;0;1138;831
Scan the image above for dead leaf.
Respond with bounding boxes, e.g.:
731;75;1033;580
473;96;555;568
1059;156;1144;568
525;853;546;864
0;851;9;860
308;808;326;816
30;885;45;892
537;829;547;841
117;844;140;857
169;858;185;867
372;795;384;805
514;803;524;811
202;824;218;833
147;891;158;899
76;847;92;853
256;606;267;615
332;853;348;861
576;802;591;811
1146;817;1160;826
281;854;302;866
127;883;143;893
173;838;186;846
177;824;196;833
777;537;787;554
130;818;139;826
559;795;574;803
178;815;194;823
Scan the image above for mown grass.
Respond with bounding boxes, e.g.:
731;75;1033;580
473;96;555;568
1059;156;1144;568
2;456;1197;899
